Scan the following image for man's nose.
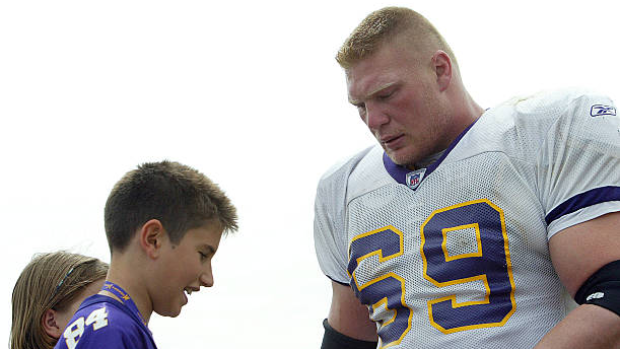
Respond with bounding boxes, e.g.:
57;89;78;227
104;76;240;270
365;103;389;130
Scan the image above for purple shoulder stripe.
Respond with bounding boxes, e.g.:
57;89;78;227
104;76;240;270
545;186;620;225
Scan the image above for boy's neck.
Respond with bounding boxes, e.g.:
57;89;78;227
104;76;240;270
103;254;153;325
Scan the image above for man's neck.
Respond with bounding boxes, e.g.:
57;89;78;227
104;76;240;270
412;150;446;169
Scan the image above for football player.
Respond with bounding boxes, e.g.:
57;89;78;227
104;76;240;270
54;161;238;349
314;7;620;349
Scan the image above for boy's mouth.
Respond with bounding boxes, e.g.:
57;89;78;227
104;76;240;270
184;287;199;296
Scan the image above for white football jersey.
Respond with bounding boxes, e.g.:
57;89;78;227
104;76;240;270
314;89;620;348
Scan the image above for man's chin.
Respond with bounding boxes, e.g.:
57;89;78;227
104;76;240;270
385;149;415;169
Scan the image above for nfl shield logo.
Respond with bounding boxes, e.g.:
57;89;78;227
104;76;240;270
406;169;426;190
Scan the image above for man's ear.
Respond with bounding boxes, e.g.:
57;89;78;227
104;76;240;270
41;309;62;339
139;219;166;259
432;50;452;92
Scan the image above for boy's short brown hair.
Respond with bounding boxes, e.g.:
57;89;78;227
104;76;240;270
104;160;238;253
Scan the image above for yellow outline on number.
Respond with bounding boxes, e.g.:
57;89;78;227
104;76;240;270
348;226;413;349
442;223;482;261
420;199;516;334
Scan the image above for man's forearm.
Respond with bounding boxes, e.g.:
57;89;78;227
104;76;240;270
534;304;620;348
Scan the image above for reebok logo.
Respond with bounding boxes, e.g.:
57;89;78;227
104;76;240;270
590;104;616;117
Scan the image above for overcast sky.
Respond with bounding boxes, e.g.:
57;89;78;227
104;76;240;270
1;1;619;347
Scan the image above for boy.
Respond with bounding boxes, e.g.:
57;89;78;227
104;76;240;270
55;160;238;349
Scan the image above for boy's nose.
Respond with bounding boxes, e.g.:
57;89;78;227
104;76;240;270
200;272;214;287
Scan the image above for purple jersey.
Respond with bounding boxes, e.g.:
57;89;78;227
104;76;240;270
54;295;157;349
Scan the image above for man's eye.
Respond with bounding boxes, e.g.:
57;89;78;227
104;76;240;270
378;91;393;100
199;252;208;260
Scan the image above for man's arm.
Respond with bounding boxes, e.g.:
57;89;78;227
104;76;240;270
535;211;620;348
323;281;378;347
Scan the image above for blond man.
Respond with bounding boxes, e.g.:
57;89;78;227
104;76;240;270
314;7;620;349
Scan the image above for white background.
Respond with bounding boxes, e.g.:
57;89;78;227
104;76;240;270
1;1;618;348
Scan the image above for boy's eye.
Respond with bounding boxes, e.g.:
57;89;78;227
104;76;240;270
199;252;208;261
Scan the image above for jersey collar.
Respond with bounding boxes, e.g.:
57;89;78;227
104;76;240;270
383;118;479;189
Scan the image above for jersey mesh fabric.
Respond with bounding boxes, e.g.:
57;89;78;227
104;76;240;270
532;91;620;237
346;154;565;348
314;88;619;349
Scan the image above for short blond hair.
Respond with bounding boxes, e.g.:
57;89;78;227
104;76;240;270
336;7;456;69
11;252;108;349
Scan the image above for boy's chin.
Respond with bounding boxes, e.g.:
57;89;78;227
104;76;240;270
155;304;183;318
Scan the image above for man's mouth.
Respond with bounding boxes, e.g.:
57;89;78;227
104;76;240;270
380;134;403;145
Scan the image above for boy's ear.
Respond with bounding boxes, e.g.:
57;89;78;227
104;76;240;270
41;309;62;339
139;219;166;259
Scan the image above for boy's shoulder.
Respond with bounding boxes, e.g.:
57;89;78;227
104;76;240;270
54;295;157;349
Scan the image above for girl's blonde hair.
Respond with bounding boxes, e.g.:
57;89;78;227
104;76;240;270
10;251;108;349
